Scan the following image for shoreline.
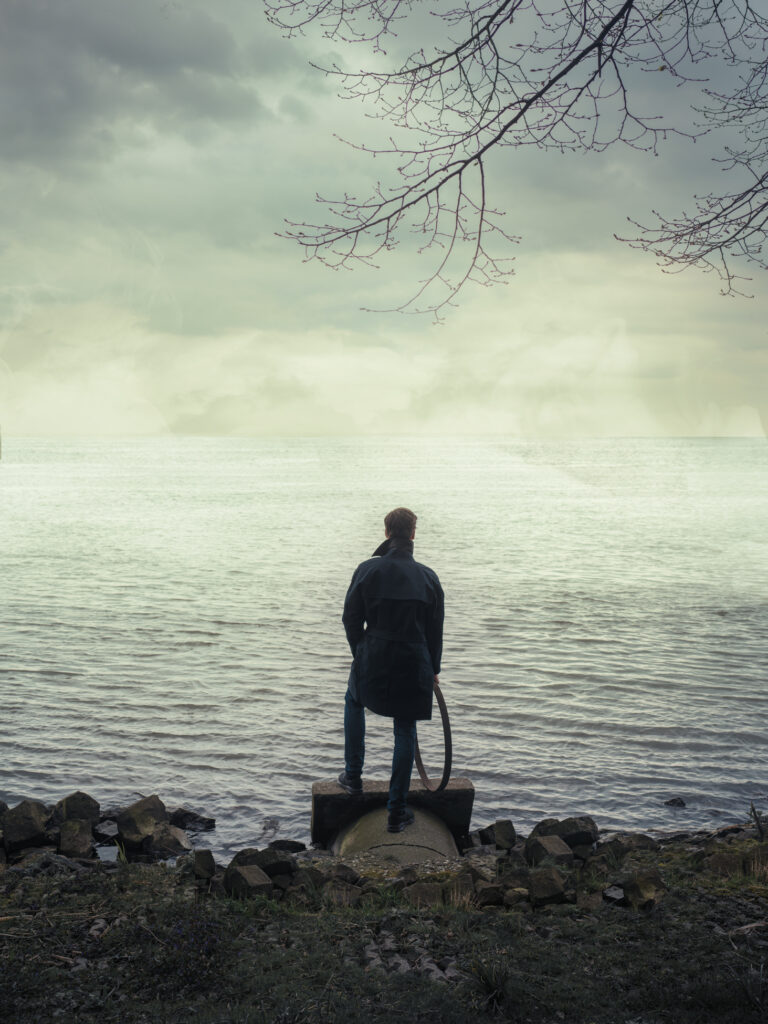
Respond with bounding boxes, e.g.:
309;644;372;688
2;800;767;1023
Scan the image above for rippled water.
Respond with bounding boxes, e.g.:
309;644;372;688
2;437;767;859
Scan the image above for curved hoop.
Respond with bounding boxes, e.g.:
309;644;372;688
414;680;452;791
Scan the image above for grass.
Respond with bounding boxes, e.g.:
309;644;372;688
1;837;767;1023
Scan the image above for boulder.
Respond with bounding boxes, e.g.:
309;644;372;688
602;885;625;905
598;832;660;859
494;820;516;850
224;863;273;899
3;800;50;854
169;806;215;832
93;819;119;842
228;847;297;879
475;881;504;907
497;861;530;887
530;816;598;849
289;866;325;894
469;824;496;847
527;867;567;907
150;823;192;859
621;869;667;910
323;880;363;907
116;795;167;850
256;848;299;878
329;862;360;885
58;819;94;859
193;849;216;879
664;797;686;807
268;839;307;853
503;887;529;907
404;881;443;907
0;800;9;818
51;792;100;825
270;873;294;892
524;834;574;867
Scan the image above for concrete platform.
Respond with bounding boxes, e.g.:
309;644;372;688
332;807;458;865
311;777;474;850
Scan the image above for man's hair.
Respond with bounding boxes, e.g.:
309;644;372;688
384;507;417;539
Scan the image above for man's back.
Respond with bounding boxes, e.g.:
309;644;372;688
343;537;443;721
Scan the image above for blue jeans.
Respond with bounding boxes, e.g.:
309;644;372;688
344;688;416;815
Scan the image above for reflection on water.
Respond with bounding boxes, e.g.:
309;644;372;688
1;437;767;859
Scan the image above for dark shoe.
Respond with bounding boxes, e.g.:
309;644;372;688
387;809;415;833
337;770;363;795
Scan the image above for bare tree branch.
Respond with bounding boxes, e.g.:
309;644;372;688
266;0;768;314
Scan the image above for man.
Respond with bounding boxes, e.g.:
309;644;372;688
339;507;444;833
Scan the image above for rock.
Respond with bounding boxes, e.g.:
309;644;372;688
93;820;119;842
469;824;496;847
268;839;307;853
150;823;192;858
404;881;444;907
323;880;363;907
503;887;529;907
193;849;216;879
494;820;516;850
270;873;294;891
527;867;567;907
51;792;100;825
524;834;575;867
571;844;594;861
0;800;8;819
576;890;604;910
621;869;667;910
497;861;530;887
289;866;325;893
58;819;94;859
475;881;504;907
597;833;660;862
602;884;625;904
665;797;686;807
228;847;297;879
12;850;84;877
116;795;167;850
329;862;360;885
169;806;215;832
443;872;476;905
224;862;273;899
530;816;598;849
3;800;50;854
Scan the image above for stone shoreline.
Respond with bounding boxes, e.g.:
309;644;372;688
2;789;766;914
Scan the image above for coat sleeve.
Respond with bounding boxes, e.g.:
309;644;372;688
342;566;365;654
426;575;444;675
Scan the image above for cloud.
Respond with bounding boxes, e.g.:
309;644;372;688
0;0;296;168
0;0;765;439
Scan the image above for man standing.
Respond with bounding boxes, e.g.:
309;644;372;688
339;508;444;833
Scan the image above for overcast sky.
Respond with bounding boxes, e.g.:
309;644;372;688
1;0;766;437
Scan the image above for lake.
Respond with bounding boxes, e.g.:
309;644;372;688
2;436;766;858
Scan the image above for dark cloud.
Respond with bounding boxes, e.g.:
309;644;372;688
0;0;296;168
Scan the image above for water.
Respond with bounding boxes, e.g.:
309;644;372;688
1;437;766;859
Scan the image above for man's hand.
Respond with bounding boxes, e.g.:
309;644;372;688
434;674;440;686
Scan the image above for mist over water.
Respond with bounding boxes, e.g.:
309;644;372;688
2;437;766;859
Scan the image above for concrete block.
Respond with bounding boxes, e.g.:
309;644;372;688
331;806;459;865
311;777;474;849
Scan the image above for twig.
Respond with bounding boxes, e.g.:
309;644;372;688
138;922;166;946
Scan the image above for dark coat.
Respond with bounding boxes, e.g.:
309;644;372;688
343;539;444;721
